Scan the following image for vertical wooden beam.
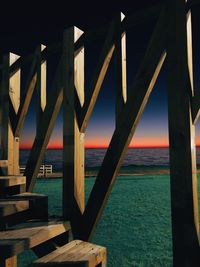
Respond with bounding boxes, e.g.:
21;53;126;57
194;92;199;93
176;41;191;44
0;53;20;175
166;0;200;266
36;44;46;136
63;27;85;235
115;13;127;126
81;8;166;241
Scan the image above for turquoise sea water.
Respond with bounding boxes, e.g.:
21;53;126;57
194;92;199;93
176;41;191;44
19;173;175;267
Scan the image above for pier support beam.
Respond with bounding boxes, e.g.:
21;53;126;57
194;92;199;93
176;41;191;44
166;0;200;266
63;27;85;237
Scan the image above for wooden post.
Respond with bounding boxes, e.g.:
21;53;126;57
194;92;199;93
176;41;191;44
0;53;20;175
166;0;200;266
115;13;127;127
36;44;46;136
63;26;84;236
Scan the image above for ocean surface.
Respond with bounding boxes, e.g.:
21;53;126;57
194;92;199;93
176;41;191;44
18;148;200;266
20;147;200;171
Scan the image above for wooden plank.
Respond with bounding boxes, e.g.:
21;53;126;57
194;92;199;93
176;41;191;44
166;0;200;266
0;221;70;259
0;192;48;228
0;176;26;187
80;8;166;241
63;27;85;236
79;18;116;132
28;240;106;266
9;53;21;175
0;200;29;216
115;13;127;127
36;44;46;136
25;58;63;192
14;49;38;137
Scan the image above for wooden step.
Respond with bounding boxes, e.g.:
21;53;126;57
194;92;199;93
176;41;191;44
0;200;29;216
0;193;48;229
0;175;26;187
0;175;26;197
28;240;107;267
0;220;70;261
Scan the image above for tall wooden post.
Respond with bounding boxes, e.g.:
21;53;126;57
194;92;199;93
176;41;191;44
167;0;200;266
115;13;127;127
36;44;46;136
0;53;20;175
63;27;84;236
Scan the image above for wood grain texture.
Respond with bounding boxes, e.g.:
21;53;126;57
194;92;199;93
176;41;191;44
63;27;84;238
28;240;106;267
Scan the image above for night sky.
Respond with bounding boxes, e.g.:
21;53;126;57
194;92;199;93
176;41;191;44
4;1;200;149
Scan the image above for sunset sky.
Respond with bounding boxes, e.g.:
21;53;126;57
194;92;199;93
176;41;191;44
19;10;200;150
20;63;200;149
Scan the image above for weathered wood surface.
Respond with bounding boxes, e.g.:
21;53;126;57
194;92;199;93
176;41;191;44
28;240;106;267
80;8;166;241
63;26;85;229
166;0;200;266
0;192;48;229
0;200;29;217
0;221;70;259
0;176;26;187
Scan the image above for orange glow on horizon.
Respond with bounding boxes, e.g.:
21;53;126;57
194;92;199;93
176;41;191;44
19;135;200;149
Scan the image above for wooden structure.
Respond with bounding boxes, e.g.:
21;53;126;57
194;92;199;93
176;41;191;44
0;0;200;266
29;240;106;267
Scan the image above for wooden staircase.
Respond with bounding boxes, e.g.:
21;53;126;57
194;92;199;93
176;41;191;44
0;175;71;267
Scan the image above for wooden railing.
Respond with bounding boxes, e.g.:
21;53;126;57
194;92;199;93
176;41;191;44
20;165;52;177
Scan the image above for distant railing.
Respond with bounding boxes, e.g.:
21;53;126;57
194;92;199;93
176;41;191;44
20;165;53;177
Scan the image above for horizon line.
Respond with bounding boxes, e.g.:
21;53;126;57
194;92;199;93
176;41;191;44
19;145;200;150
